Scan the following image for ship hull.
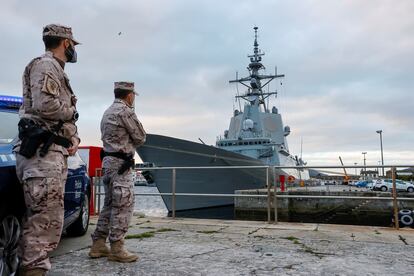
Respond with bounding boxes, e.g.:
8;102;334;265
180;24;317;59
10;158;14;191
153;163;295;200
137;134;268;211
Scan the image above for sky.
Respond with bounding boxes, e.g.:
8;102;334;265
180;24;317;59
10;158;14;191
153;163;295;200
0;0;413;168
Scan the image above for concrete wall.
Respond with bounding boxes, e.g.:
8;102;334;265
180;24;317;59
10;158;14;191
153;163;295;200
235;189;414;226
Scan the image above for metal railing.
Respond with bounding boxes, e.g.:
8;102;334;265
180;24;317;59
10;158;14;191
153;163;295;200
93;164;414;230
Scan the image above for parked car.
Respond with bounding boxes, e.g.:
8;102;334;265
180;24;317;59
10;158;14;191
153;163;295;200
355;179;375;189
0;95;91;276
366;180;377;189
373;179;414;193
322;180;338;185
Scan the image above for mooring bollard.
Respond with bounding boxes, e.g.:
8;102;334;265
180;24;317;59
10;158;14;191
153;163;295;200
280;175;286;192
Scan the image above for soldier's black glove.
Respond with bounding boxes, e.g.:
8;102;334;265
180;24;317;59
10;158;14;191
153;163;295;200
118;158;135;175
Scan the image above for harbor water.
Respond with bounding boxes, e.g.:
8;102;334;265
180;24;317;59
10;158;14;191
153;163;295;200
97;186;169;217
132;186;168;217
96;185;236;219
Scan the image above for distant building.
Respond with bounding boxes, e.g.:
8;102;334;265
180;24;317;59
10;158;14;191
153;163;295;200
360;170;378;179
386;167;414;179
311;170;359;184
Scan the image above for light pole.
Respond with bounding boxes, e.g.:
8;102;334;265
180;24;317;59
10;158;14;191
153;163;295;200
362;152;367;180
376;130;384;177
377;161;381;178
354;162;358;177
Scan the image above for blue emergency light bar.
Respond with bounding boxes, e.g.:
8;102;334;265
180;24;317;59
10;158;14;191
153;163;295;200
0;95;23;109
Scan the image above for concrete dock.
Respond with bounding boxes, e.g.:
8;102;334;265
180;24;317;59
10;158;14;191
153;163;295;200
49;216;414;275
235;186;414;225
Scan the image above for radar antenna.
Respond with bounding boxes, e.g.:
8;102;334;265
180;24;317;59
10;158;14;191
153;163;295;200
229;26;285;111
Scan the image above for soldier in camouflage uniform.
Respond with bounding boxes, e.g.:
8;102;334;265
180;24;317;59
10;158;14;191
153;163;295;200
89;81;146;263
13;24;81;276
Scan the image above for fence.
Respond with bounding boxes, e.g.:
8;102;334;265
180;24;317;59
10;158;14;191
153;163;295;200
93;165;414;230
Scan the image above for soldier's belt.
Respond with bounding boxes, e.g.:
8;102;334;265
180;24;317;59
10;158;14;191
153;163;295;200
100;150;135;175
18;118;71;158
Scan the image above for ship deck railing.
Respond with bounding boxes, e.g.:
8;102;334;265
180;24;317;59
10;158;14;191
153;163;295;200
92;164;414;230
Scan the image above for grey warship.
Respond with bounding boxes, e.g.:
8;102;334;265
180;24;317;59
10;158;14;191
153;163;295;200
137;27;309;211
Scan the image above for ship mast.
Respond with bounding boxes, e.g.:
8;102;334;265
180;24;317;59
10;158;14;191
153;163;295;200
229;27;285;112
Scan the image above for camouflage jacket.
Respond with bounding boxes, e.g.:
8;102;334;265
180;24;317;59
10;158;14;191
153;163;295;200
101;99;146;156
15;51;80;155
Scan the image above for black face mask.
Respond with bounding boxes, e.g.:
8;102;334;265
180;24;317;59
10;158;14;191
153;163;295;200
65;44;77;63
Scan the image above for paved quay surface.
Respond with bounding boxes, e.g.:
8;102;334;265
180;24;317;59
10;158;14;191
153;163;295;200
50;216;414;275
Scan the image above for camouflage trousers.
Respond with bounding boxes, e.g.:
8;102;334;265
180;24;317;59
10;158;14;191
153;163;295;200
15;150;67;271
91;156;134;243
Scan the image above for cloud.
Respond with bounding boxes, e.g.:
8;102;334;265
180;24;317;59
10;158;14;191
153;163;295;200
0;0;413;166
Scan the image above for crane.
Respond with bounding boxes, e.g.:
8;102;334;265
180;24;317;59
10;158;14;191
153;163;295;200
339;156;350;185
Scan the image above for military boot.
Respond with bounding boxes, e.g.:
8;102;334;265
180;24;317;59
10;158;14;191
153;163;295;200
23;268;47;276
89;238;110;258
108;240;139;263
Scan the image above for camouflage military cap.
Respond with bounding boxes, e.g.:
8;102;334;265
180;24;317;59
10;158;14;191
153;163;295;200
114;81;138;95
42;24;80;45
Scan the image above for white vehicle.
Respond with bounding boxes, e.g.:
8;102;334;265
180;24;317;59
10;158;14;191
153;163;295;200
366;179;376;189
373;179;414;193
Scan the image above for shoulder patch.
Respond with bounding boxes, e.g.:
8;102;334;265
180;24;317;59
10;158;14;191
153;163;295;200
41;72;60;96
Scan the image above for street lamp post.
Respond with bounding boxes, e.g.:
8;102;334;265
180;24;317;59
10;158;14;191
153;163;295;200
362;152;367;180
377;161;381;178
376;130;384;177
